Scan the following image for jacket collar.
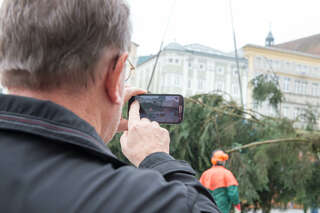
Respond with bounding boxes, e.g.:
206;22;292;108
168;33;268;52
0;94;125;167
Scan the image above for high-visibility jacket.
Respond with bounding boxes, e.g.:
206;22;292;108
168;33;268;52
200;165;240;213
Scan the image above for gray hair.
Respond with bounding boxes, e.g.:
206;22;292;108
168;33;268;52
0;0;132;90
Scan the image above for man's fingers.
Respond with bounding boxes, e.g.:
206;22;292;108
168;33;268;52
116;86;145;132
124;87;147;103
117;118;128;132
151;121;160;127
141;118;151;123
120;131;128;147
128;101;140;129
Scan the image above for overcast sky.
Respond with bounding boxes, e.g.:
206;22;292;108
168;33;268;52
129;0;320;56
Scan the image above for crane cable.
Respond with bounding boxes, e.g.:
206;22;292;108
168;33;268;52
147;0;177;92
229;0;244;107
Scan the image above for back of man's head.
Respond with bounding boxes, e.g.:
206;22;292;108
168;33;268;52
211;150;229;166
0;0;131;91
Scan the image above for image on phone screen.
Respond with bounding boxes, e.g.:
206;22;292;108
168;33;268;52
128;94;184;124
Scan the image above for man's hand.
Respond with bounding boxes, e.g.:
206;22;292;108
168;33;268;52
117;86;146;132
120;101;170;167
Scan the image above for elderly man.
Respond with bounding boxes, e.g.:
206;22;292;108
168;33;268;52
0;0;220;212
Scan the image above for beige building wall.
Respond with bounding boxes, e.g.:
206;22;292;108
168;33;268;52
243;44;320;126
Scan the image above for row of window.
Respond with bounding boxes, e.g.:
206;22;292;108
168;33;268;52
281;77;320;96
164;73;240;95
254;104;307;120
136;67;240;90
254;56;320;76
284;107;300;119
168;58;181;64
167;57;246;73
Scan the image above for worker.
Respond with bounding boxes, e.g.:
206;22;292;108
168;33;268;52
200;150;241;213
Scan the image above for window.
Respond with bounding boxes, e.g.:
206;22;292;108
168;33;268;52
294;80;308;94
188;80;192;89
216;66;224;75
208;63;214;71
174;75;180;86
286;62;291;71
282;77;291;92
168;58;173;63
279;61;285;70
293;107;301;119
188;62;192;68
165;73;181;87
311;83;319;96
165;74;172;86
294;80;301;94
297;64;302;72
262;59;268;70
282;106;290;118
232;83;239;97
199;64;204;70
264;105;271;116
198;79;205;90
232;67;238;76
255;57;262;68
215;80;224;91
268;59;273;69
291;63;296;72
301;81;308;95
175;59;179;64
198;68;206;78
188;69;193;78
274;60;280;70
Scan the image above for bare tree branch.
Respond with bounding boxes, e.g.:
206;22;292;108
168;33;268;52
226;138;309;153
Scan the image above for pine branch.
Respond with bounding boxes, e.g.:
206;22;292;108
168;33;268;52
185;97;262;124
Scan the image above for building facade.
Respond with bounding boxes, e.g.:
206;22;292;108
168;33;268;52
243;44;320;122
129;35;320;126
129;43;248;105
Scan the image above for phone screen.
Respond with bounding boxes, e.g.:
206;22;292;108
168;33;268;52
128;94;184;124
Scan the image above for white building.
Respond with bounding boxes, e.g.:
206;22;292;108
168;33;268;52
128;43;248;105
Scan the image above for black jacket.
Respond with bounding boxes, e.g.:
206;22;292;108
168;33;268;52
0;94;220;213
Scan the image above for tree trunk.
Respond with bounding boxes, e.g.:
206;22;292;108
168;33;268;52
260;191;272;213
262;205;272;213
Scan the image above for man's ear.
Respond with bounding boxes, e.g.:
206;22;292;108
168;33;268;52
105;53;128;104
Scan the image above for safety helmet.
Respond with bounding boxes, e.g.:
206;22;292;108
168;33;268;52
211;150;229;165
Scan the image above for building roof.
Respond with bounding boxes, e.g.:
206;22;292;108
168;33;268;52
276;33;320;56
183;43;225;56
137;42;246;67
136;55;155;65
163;42;185;51
163;42;235;58
243;44;320;60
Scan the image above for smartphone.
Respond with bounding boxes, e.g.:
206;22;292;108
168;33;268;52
128;94;184;124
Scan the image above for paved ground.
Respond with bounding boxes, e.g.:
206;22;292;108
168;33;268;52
249;209;314;213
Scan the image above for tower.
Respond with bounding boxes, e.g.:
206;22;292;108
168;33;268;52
265;31;274;46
